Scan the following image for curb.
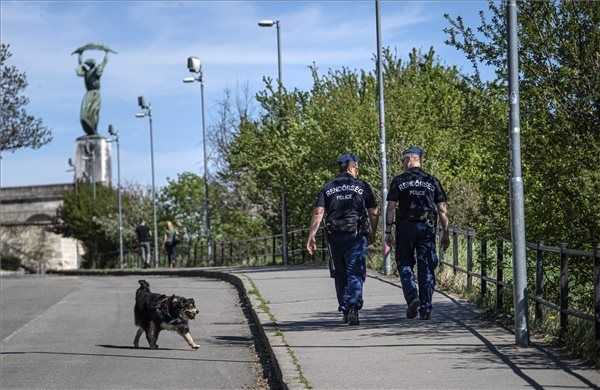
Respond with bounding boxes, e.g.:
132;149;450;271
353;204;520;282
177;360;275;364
49;267;287;390
239;275;311;390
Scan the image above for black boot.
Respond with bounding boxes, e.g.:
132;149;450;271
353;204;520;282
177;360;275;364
347;307;359;326
342;310;349;324
406;298;420;319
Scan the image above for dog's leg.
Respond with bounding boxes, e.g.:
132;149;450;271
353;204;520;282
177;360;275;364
180;331;200;350
146;322;159;349
133;327;144;348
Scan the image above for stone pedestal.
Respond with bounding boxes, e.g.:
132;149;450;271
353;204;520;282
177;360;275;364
74;135;112;185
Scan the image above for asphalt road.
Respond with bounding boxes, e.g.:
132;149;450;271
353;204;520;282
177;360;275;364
0;275;261;389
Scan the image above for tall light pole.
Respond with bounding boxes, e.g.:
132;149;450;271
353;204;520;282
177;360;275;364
375;0;390;275
108;124;124;269
183;56;212;261
136;96;159;268
258;18;288;266
507;0;529;347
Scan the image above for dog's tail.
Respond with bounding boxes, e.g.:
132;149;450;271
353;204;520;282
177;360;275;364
138;280;150;290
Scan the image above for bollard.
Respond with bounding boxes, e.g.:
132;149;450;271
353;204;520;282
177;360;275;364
496;240;504;312
593;244;599;351
452;229;459;274
466;229;474;290
481;239;488;298
535;241;544;324
559;243;568;340
272;235;277;265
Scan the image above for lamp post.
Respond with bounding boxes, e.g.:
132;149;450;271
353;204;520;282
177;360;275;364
136;96;159;268
108;124;124;269
258;18;288;266
507;0;529;347
183;56;212;261
374;0;390;275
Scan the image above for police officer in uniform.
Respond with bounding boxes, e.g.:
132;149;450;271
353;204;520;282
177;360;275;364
385;146;449;320
306;154;379;325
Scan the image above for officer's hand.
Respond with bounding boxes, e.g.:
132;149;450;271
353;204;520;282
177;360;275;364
306;235;317;256
441;231;450;251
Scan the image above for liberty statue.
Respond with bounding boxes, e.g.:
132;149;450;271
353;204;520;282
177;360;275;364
72;43;117;136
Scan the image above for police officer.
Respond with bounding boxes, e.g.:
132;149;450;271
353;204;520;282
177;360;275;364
385;146;449;320
306;154;379;325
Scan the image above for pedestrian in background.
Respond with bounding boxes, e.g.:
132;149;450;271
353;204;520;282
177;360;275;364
163;221;179;268
135;220;152;268
385;146;449;320
306;154;379;325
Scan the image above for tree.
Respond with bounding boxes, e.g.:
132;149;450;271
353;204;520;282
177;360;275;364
58;184;118;268
444;0;600;245
0;44;52;152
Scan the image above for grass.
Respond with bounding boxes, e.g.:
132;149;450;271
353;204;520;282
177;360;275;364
244;276;313;389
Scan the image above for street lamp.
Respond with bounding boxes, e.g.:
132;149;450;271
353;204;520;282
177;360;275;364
108;124;124;269
374;0;390;274
136;96;160;268
258;17;288;266
183;56;212;261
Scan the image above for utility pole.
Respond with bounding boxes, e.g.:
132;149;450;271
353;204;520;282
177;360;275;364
507;0;529;347
375;0;390;274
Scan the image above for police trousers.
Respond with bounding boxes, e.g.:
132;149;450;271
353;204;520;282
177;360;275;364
328;232;367;312
395;221;439;315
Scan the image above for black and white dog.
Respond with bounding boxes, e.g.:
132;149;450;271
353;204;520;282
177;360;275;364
134;280;200;350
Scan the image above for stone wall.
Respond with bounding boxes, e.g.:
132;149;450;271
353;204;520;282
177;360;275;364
0;183;81;270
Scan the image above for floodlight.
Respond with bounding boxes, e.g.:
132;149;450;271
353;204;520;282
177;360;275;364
135;113;145;118
187;56;201;73
137;96;147;109
258;19;275;27
183;77;195;83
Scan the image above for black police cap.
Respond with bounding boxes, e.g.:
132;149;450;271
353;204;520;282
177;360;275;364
402;146;424;159
337;153;359;166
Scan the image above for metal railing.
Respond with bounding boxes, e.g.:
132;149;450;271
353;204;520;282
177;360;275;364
95;226;328;269
440;226;599;345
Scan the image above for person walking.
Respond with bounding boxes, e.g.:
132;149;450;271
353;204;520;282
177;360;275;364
385;146;449;320
163;221;179;268
306;154;379;325
135;221;152;268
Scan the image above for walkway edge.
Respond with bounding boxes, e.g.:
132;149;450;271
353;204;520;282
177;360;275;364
48;267;289;390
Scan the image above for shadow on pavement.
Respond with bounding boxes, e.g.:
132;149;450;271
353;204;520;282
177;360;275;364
1;349;255;364
257;268;599;390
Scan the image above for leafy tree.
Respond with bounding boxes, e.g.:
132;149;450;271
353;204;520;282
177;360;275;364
444;0;600;245
58;184;118;268
225;49;504;234
159;171;269;243
0;44;52;152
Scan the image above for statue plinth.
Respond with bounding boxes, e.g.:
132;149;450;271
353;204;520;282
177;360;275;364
73;135;112;185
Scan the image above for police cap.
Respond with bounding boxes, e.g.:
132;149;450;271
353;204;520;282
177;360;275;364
402;146;424;159
337;153;359;166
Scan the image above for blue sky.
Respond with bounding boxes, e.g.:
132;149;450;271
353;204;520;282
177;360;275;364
1;0;490;188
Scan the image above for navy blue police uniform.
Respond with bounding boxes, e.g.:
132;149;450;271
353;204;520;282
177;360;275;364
314;155;376;318
387;147;447;318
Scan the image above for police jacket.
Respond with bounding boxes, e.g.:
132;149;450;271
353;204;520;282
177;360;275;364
387;167;447;221
315;172;376;233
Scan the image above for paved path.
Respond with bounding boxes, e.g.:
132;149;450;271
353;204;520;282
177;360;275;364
1;275;261;389
239;267;600;390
